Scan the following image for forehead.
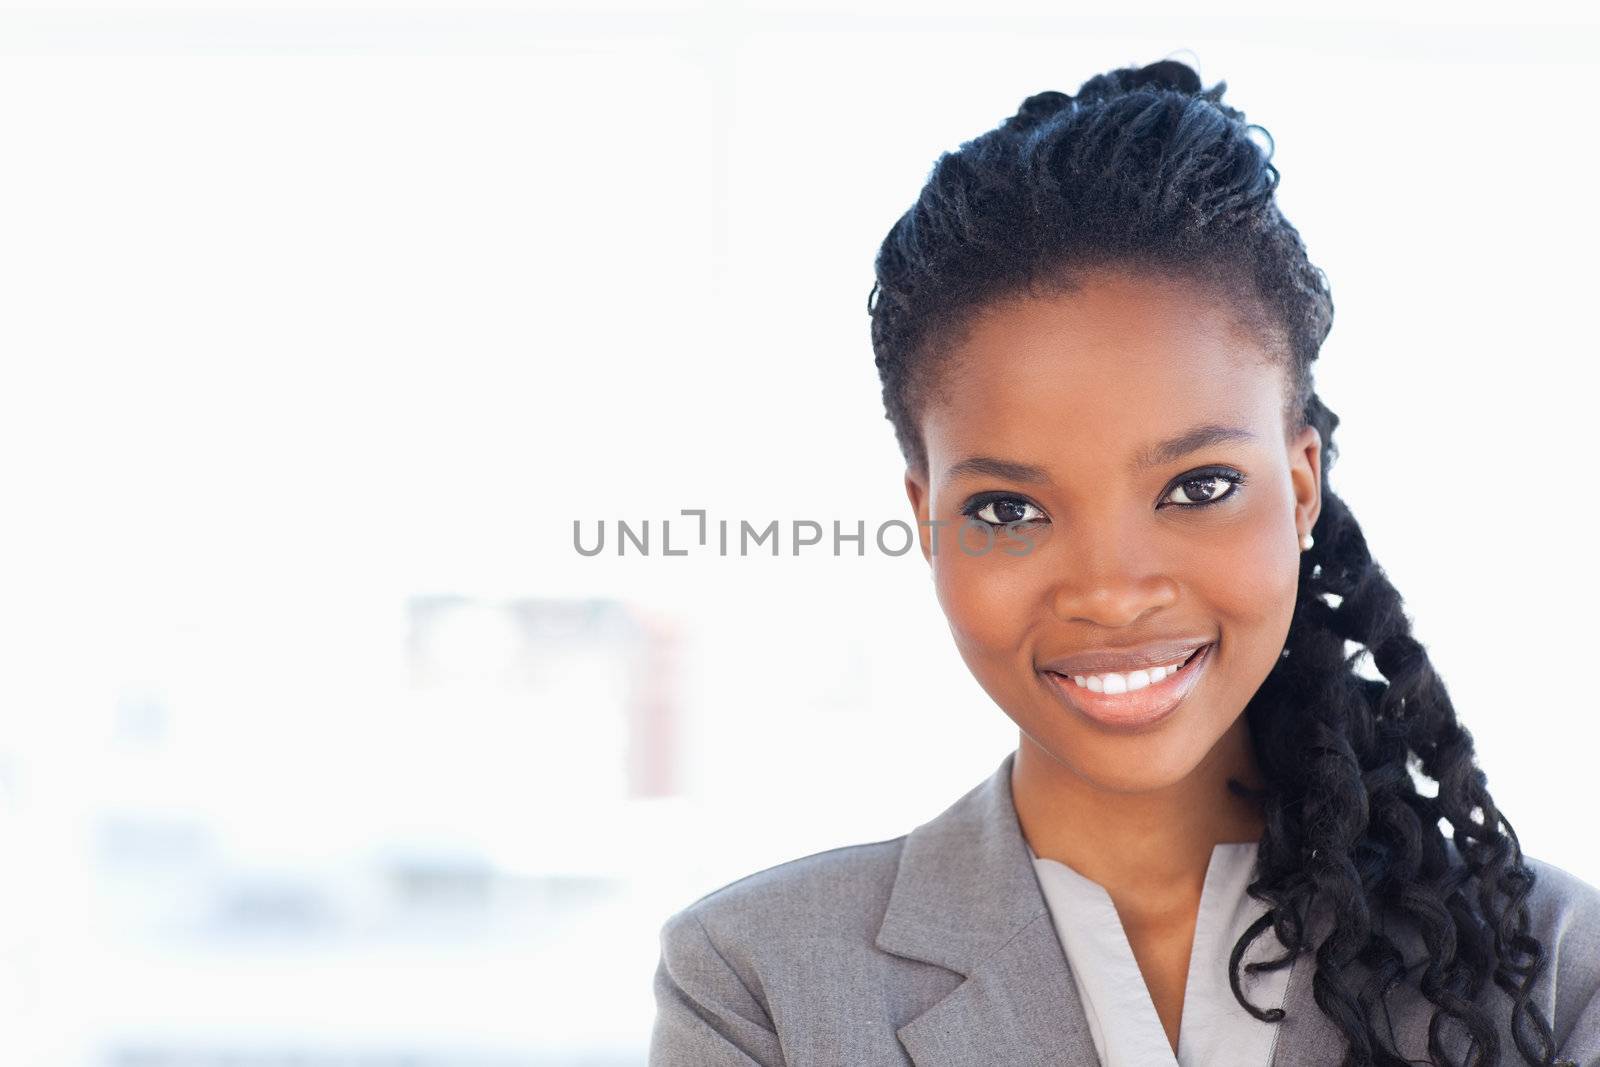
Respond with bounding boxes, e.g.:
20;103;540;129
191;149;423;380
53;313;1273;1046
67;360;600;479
923;270;1286;475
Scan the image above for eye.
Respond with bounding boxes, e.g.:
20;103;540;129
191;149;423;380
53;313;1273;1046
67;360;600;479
1161;468;1246;508
961;494;1048;527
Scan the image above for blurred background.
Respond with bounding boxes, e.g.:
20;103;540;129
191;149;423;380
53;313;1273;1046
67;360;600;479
1;2;1597;1063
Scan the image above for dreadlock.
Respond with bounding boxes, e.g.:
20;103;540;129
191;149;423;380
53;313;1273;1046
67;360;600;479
866;57;1568;1067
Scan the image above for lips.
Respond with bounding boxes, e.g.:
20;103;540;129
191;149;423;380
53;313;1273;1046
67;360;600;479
1042;640;1215;732
1039;637;1214;676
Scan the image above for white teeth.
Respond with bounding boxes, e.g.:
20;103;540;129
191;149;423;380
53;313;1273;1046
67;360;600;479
1068;650;1199;694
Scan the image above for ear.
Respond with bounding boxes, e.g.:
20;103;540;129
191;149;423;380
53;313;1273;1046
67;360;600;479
903;468;935;566
1288;423;1323;542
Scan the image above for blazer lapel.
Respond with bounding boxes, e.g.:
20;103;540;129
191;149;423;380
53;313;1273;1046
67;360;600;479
1268;952;1346;1065
875;750;1101;1066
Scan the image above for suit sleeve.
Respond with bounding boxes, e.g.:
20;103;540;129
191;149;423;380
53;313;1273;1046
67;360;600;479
1551;868;1600;1066
648;908;787;1067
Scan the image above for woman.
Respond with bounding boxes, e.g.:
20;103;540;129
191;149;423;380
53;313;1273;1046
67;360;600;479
648;59;1600;1067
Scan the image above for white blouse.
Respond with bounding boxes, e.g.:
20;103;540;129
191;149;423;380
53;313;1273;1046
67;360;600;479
1028;841;1293;1067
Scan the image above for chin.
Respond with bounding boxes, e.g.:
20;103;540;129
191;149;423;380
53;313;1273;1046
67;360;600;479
1025;716;1219;794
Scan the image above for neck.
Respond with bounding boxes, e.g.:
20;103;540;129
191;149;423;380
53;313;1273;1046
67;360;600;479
1011;715;1268;914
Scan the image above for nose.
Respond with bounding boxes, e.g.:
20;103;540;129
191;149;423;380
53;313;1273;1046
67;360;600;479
1047;517;1179;627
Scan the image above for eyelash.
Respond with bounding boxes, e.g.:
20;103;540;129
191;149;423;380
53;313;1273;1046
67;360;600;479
959;467;1248;527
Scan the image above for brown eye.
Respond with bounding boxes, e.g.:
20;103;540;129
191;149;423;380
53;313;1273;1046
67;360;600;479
964;497;1046;527
1163;472;1243;507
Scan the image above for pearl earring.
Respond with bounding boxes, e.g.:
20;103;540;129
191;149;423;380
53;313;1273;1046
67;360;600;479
1300;532;1315;551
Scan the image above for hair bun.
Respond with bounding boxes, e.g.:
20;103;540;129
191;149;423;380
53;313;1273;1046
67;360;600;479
1074;58;1205;105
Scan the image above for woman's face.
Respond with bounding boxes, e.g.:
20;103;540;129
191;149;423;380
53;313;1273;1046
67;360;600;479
905;267;1322;794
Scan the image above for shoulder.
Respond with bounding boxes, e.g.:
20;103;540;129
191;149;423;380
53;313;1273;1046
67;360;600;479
1516;850;1600;983
660;833;908;954
650;833;951;1064
1439;837;1600;945
1521;850;1600;929
651;834;912;1044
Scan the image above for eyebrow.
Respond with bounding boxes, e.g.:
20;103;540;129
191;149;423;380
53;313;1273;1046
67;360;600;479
1132;422;1259;472
939;422;1259;488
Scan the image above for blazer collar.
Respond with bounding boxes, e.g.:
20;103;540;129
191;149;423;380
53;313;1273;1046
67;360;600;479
874;748;1346;1067
876;749;1099;1064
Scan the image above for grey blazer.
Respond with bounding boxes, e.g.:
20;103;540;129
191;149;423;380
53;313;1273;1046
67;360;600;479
649;750;1600;1066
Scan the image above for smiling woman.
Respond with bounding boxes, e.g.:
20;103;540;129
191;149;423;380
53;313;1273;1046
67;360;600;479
648;58;1600;1067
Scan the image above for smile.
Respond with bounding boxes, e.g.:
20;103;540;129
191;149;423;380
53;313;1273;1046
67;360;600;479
1067;645;1203;693
1043;641;1214;732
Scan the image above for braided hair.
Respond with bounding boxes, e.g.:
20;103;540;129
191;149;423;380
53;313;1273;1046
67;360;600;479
866;58;1567;1067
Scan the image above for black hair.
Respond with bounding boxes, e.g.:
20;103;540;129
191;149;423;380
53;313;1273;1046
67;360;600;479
867;58;1568;1067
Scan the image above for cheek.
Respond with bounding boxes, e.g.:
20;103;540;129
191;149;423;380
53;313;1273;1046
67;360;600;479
1207;498;1302;677
932;551;1038;671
